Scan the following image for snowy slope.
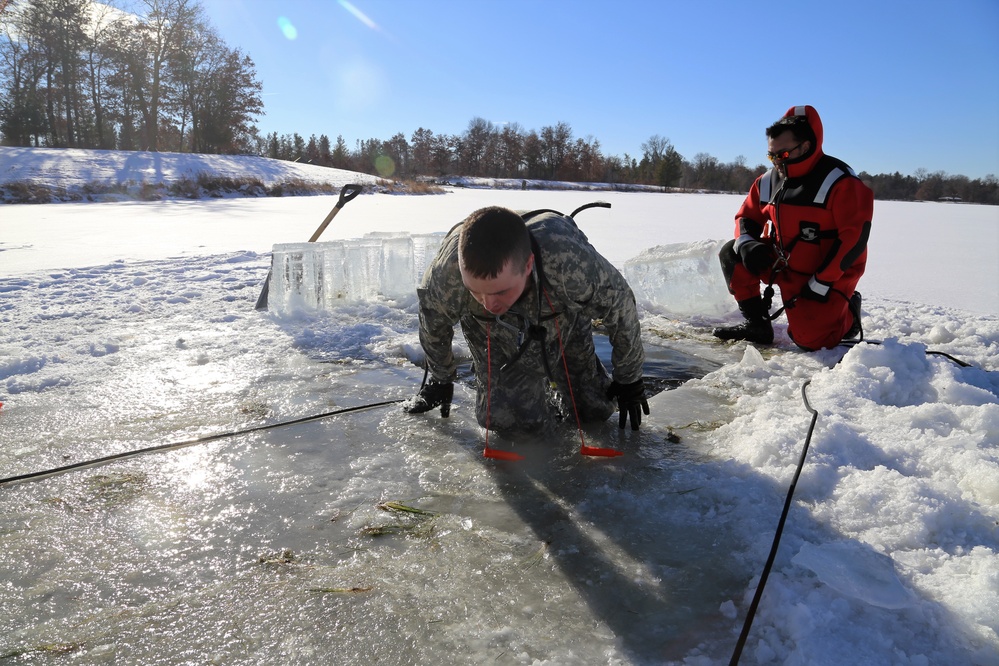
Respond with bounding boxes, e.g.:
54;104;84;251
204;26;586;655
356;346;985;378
0;145;380;201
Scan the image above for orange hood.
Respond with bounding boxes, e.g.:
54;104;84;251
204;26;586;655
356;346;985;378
781;105;824;178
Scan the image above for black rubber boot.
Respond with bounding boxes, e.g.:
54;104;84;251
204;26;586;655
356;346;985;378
843;291;862;340
713;297;774;345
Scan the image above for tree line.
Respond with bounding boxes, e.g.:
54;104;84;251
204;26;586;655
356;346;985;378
2;0;995;204
262;120;999;204
261;120;775;197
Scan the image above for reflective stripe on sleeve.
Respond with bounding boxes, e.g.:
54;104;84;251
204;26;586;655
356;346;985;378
808;275;831;297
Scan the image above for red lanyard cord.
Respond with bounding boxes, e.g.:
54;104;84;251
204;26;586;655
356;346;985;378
543;288;622;458
480;291;622;460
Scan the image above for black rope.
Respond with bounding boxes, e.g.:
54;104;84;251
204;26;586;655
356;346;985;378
925;350;972;368
729;380;818;665
0;399;403;487
838;340;971;368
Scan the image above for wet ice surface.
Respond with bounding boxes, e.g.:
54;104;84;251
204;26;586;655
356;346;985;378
0;251;745;664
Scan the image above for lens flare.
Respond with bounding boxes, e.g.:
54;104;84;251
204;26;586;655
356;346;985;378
277;16;297;40
338;0;377;30
374;155;395;178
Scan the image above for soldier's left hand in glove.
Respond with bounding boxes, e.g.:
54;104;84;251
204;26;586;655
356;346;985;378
403;380;453;418
607;379;650;431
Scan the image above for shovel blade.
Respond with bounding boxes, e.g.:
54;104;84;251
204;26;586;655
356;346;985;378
254;268;272;310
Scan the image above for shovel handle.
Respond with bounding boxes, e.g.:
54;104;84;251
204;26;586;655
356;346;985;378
307;183;364;242
338;183;364;206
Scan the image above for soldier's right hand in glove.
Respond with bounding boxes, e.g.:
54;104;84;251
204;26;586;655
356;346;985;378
607;379;650;431
402;380;453;418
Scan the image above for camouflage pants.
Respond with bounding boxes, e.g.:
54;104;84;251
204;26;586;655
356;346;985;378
462;312;615;432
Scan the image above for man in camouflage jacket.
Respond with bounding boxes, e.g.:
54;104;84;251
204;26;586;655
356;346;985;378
403;206;649;433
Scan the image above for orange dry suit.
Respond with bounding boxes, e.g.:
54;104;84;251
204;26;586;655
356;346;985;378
727;105;874;350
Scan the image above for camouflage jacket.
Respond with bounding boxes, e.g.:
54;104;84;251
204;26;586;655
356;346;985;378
416;211;644;385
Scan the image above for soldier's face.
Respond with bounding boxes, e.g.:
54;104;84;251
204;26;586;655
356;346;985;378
461;254;535;315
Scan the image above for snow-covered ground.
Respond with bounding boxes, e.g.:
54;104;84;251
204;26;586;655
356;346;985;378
0;147;997;665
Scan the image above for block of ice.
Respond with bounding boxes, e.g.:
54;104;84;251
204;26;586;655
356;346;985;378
792;541;917;609
269;232;444;313
623;239;736;317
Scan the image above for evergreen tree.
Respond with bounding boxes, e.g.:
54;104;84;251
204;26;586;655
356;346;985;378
318;134;331;166
331;134;349;168
305;134;319;163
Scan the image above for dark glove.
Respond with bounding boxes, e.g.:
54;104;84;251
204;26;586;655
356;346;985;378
798;276;832;303
403;380;453;417
607;379;650;431
738;240;775;275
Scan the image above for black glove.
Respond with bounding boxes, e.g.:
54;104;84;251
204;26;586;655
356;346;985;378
403;380;453;418
738;240;775;275
798;276;832;303
607;379;650;431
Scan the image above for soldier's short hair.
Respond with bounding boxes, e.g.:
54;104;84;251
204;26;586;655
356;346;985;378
458;206;532;278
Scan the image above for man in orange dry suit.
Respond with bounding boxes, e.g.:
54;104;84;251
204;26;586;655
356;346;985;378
713;105;873;351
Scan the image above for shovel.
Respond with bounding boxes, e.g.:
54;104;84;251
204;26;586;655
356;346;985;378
255;183;364;310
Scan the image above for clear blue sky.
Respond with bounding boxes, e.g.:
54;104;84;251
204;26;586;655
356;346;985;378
202;0;999;179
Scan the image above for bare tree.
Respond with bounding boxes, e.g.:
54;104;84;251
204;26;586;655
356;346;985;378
81;1;126;148
498;122;524;178
427;133;453;176
539;121;572;179
410;127;434;175
383;131;410;176
458;116;493;177
125;0;202;150
522;129;543;179
0;3;47;145
21;0;89;146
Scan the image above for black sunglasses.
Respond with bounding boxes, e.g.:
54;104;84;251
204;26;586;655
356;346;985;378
767;141;805;163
